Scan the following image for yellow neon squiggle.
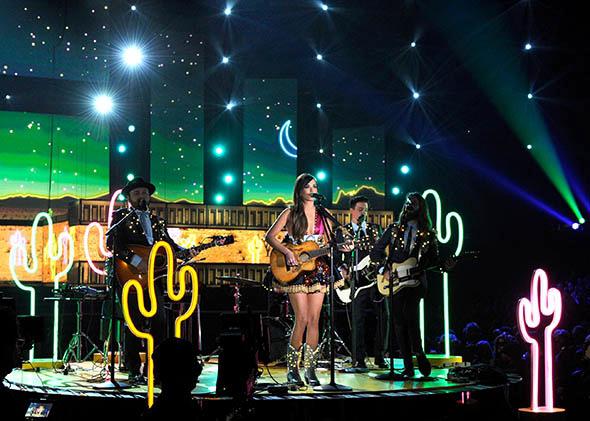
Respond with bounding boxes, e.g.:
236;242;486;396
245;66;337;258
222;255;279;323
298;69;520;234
243;196;293;206
333;185;386;204
0;191;109;201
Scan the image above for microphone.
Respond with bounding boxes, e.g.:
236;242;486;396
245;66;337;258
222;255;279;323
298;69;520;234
358;213;366;223
138;199;148;211
311;193;326;201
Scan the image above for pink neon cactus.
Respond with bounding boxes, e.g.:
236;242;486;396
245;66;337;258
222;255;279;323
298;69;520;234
83;189;122;275
517;268;562;412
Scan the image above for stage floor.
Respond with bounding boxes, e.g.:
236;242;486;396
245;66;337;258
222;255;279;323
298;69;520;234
5;357;476;398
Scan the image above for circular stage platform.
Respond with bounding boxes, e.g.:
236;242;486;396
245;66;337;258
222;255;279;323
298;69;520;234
3;357;520;421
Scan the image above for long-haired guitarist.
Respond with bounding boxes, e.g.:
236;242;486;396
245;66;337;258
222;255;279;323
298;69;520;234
369;192;438;379
265;173;352;387
106;177;198;385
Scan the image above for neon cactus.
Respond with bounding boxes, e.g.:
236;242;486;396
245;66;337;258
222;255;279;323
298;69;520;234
83;189;122;275
122;241;199;407
518;269;562;412
8;212;75;360
423;189;464;356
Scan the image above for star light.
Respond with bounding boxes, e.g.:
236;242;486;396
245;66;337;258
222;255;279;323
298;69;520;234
121;45;144;68
93;95;114;115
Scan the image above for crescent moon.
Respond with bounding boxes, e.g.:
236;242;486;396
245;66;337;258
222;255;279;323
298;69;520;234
279;120;297;158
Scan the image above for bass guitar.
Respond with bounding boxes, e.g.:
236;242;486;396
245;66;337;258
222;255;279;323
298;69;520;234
115;235;234;289
376;251;478;296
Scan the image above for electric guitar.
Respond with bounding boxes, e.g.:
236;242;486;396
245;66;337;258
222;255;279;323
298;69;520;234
335;255;377;304
115;235;234;289
376;251;478;297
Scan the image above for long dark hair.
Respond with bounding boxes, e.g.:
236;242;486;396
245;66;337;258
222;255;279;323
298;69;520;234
288;173;316;240
398;192;433;231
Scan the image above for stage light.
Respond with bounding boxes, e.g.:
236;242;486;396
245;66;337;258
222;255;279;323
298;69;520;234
579;218;586;224
413;91;420;99
525;43;532;50
316;102;322;109
223;173;234;184
392;186;401;195
415;144;421;149
527;144;533;150
400;164;410;174
131;5;137;11
94;94;114;115
127;173;135;181
226;101;236;110
572;222;580;230
321;3;329;11
128;124;136;133
317;170;327;181
319;148;324;153
117;144;127;153
121;45;144;68
4;94;11;100
528;93;533;99
214;193;224;204
224;6;232;15
411;41;416;48
221;56;229;64
213;145;225;157
316;54;323;61
118;193;125;201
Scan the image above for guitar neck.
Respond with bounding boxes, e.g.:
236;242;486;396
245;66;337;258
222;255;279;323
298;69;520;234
307;247;331;259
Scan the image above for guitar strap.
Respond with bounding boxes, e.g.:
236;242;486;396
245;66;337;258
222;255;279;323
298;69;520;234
385;224;401;269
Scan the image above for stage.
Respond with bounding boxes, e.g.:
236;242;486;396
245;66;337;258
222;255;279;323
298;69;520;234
3;357;520;420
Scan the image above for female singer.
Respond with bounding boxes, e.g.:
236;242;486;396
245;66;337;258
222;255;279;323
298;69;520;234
265;173;351;386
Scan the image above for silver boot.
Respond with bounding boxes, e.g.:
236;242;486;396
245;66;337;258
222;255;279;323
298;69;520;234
286;344;304;386
303;344;321;386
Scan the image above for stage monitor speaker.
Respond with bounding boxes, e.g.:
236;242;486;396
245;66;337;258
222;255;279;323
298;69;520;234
215;312;261;398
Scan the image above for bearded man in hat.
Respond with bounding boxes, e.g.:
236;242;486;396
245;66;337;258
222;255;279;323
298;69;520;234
106;177;197;384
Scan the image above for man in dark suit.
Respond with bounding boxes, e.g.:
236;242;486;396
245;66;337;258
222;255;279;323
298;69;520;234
106;177;196;384
340;196;389;369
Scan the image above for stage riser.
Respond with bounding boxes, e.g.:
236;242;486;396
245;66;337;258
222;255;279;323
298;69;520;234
5;384;519;421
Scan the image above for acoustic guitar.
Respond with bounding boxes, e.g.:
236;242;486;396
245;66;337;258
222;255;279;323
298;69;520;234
115;235;234;289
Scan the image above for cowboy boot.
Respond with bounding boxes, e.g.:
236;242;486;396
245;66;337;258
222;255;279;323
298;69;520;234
286;344;304;386
303;344;321;386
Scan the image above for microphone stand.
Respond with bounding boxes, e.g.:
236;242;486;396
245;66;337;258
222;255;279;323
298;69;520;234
313;200;351;392
342;217;369;374
94;209;135;390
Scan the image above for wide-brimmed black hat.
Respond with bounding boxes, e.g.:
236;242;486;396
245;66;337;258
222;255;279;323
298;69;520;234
122;177;156;197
